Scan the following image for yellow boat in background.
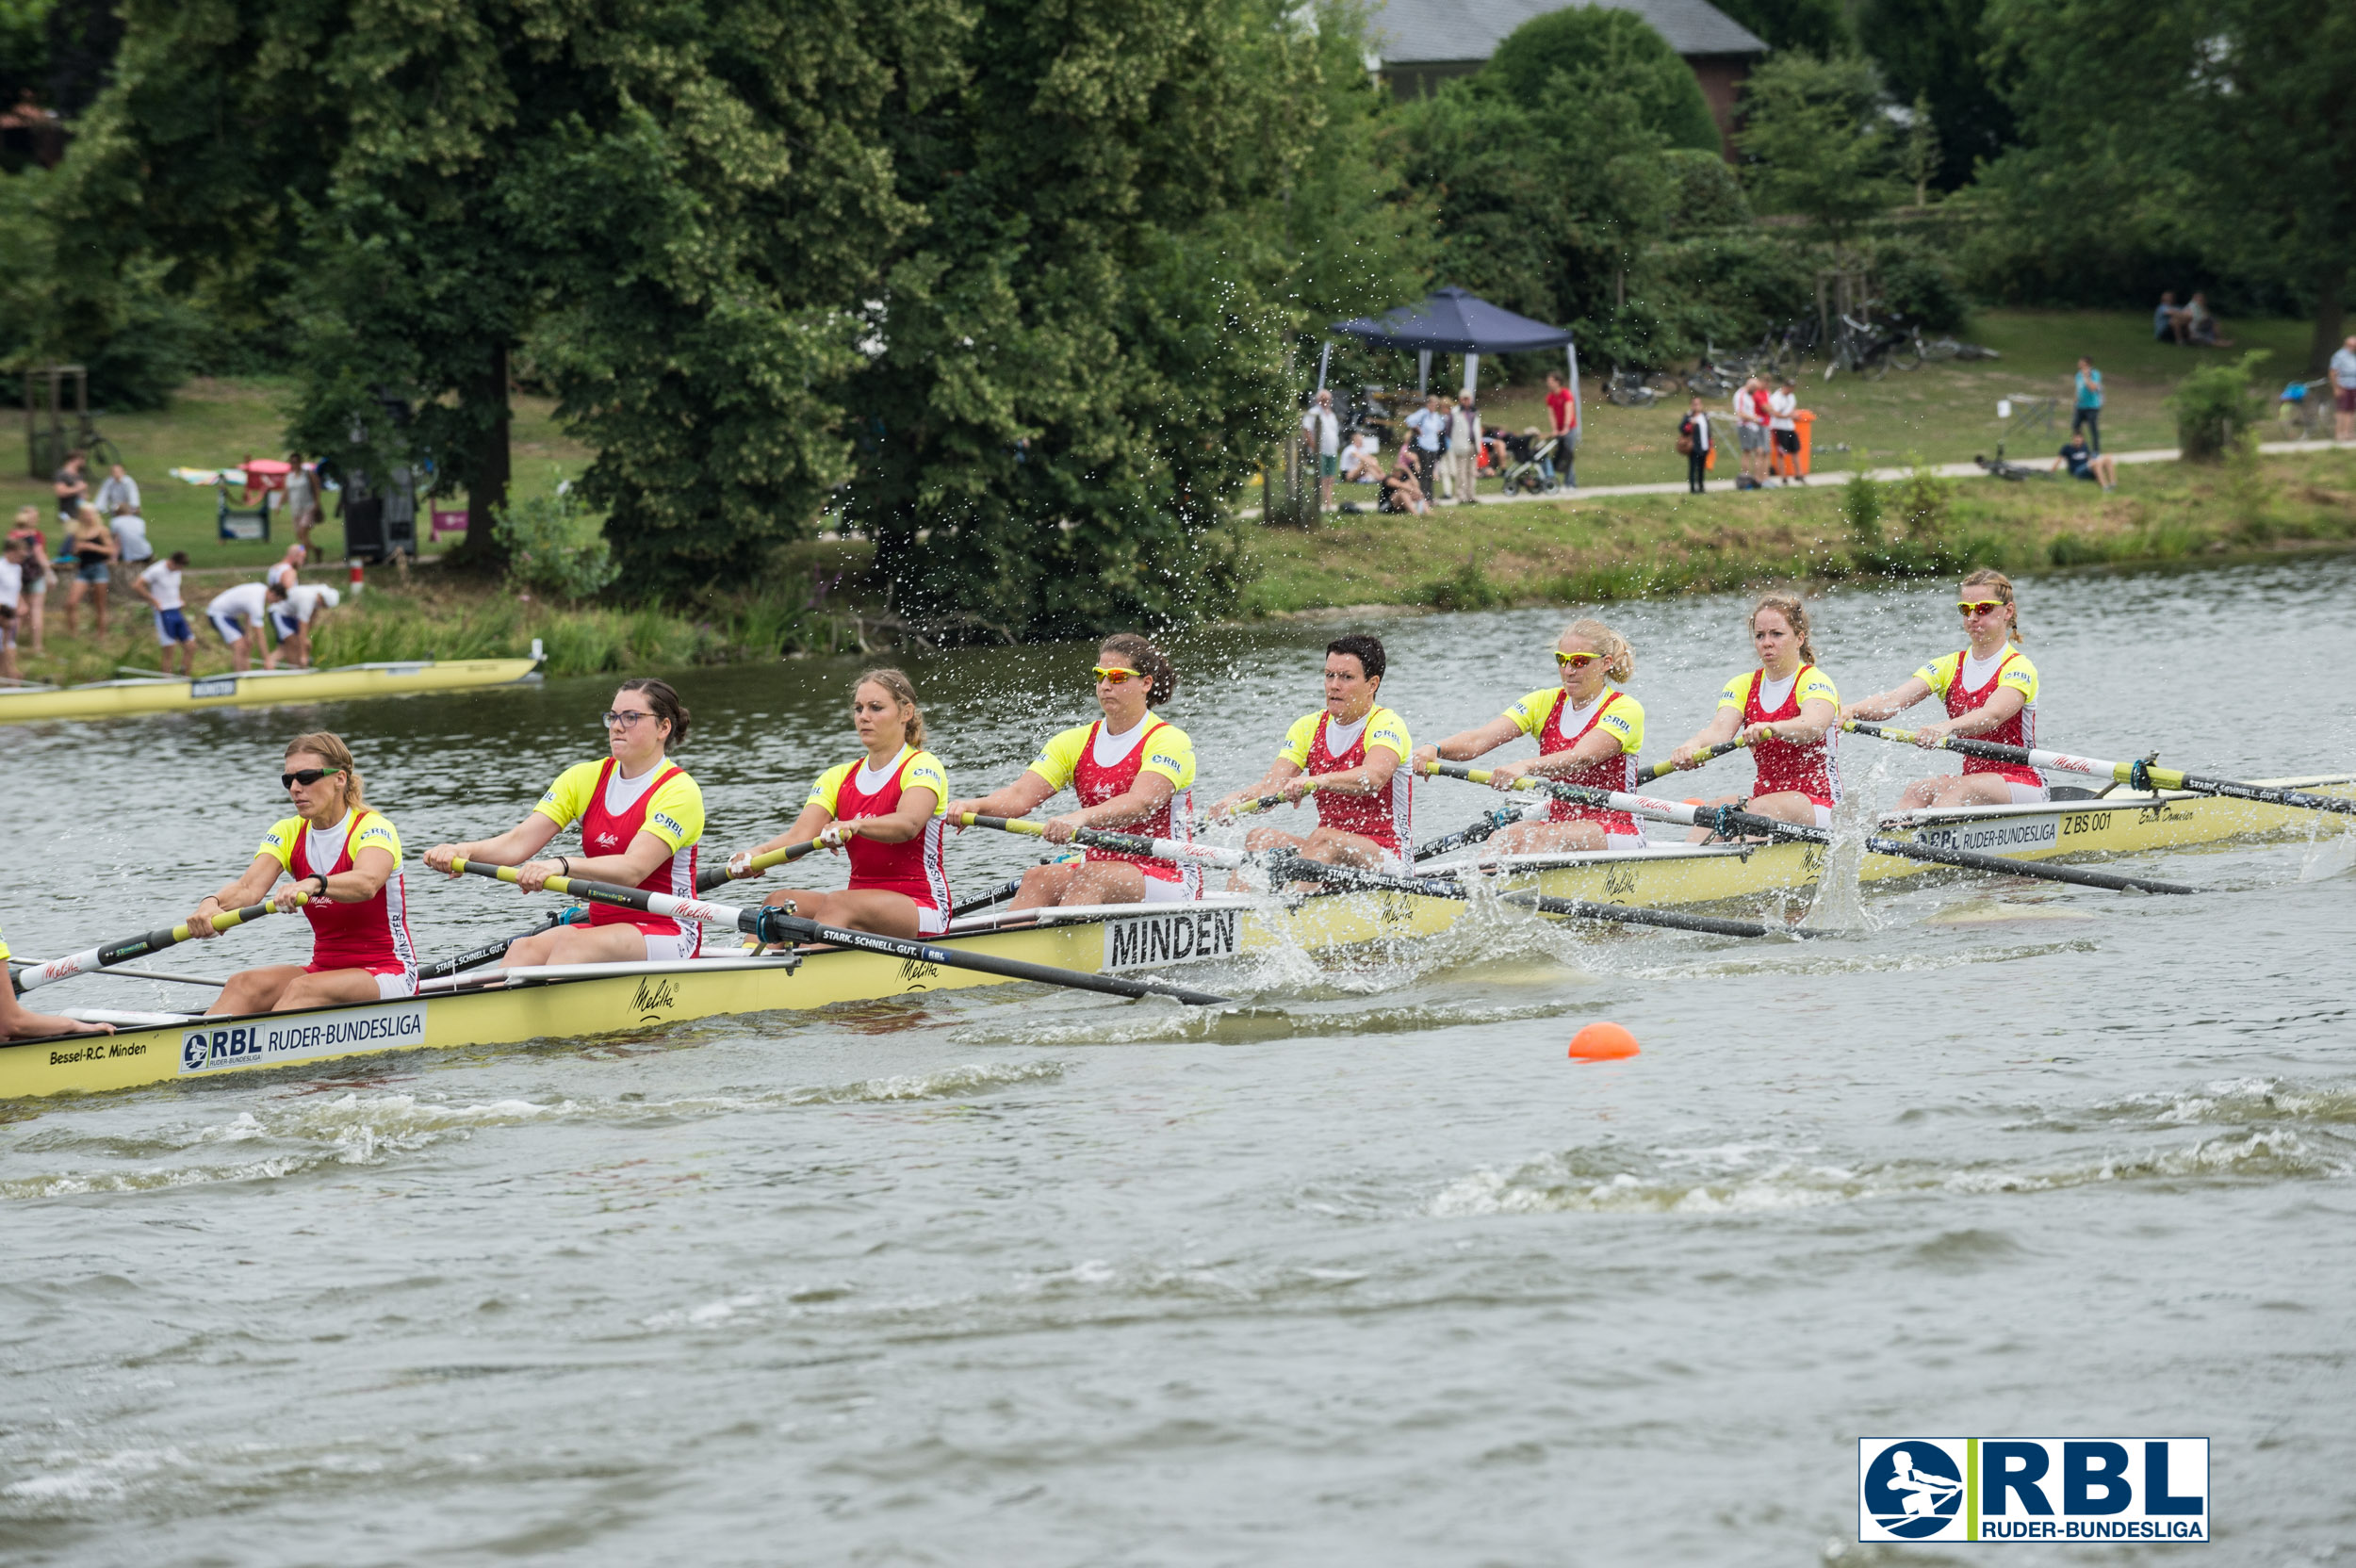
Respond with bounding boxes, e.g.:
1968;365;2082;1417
0;655;542;725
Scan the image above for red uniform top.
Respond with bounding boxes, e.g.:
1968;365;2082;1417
578;758;701;946
1729;664;1841;807
810;747;953;913
266;808;417;977
1281;707;1414;855
1915;647;2042;787
1055;718;1198;891
1527;689;1643;836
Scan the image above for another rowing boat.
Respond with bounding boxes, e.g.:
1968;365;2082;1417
8;775;2348;1101
0;655;543;725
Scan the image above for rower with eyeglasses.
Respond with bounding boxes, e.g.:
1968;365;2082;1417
424;679;706;965
943;634;1201;909
1410;618;1649;855
1841;569;2045;809
187;730;420;1012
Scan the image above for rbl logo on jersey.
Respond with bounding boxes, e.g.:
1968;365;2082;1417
1859;1438;2207;1543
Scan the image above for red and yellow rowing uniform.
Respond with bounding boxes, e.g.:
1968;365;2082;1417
534;759;706;958
255;808;417;997
1030;718;1200;900
1280;706;1413;862
1914;646;2043;793
1506;687;1646;843
810;745;953;935
1718;664;1841;817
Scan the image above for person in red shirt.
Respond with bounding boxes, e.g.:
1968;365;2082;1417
1542;370;1578;490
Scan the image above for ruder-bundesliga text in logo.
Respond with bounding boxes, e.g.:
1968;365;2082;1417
1858;1438;2208;1543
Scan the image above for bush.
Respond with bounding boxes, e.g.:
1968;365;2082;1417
2168;351;2272;464
1866;235;1969;333
1842;471;1883;547
1425;558;1507;611
1887;464;1953;539
494;486;619;602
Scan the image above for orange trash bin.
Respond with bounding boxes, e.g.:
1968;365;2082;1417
1772;409;1816;479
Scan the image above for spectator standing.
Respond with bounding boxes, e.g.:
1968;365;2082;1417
1447;391;1481;507
131;549;198;676
63;503;118;636
1300;390;1341;512
2053;431;2119;491
2331;335;2356;444
1541;370;1578;490
1768;379;1802;484
7;506;51;655
284;453;322;551
52;449;88;523
1405;394;1448;498
0;531;25;680
266;542;307;594
1731;376;1769;488
2071;357;2104;452
1677;398;1711;494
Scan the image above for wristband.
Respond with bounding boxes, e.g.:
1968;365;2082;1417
557;857;570;877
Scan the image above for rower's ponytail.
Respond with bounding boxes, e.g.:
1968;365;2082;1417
1098;632;1176;707
1565;618;1634;684
855;667;925;749
1958;568;2021;642
1751;594;1817;664
283;730;364;808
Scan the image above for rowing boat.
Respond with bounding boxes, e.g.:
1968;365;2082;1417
8;775;2348;1101
0;656;543;725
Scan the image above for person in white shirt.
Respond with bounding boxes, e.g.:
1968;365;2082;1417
1447;391;1482;506
283;455;322;550
206;579;289;672
131;550;197;675
1339;431;1382;482
0;532;25;680
2331;335;2356;444
1767;380;1801;485
94;463;140;519
265;542;307;594
1300;389;1341;511
265;583;341;670
1405;394;1448;494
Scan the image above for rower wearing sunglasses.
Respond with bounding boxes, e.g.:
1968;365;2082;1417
1664;593;1842;838
1841;569;2044;808
424;679;705;964
1212;633;1412;871
1411;618;1647;854
186;730;418;1013
943;634;1200;909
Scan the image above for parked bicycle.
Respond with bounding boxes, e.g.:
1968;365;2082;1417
2276;378;2330;440
1604;366;1666;408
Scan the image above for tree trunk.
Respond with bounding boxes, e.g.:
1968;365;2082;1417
2308;262;2348;378
447;343;513;570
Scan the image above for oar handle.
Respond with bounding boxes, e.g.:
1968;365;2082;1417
1636;735;1752;784
695;838;820;893
958;813;1239;868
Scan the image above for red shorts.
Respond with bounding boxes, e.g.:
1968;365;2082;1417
2337;387;2356;414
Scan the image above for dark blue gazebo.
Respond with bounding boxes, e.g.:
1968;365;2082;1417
1329;286;1580;443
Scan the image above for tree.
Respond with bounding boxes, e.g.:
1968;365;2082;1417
1481;8;1723;155
1733;50;1900;253
1710;0;1852;57
1857;0;2016;193
1900;91;1939;207
1985;0;2356;374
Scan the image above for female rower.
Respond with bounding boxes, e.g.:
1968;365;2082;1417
188;731;418;1012
943;634;1199;909
1666;594;1841;839
423;679;705;964
1212;633;1412;870
2;917;113;1039
1841;568;2043;808
728;668;953;939
1410;618;1644;854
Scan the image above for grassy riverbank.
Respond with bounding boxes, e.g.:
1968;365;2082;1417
1240;449;2356;615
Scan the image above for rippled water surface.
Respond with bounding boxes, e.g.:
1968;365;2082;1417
6;557;2355;1564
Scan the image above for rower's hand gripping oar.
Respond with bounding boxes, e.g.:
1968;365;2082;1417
1635;734;1752;785
1421;761;2199;895
12;891;319;994
1395;737;1748;861
1842;721;2356;818
1219;779;1326;819
957;815;1790;939
448;857;1231;1006
697;838;821;893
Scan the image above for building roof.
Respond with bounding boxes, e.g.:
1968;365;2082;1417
1369;0;1767;66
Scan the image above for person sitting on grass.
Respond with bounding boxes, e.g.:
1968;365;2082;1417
1378;449;1429;515
1339;431;1383;483
2184;292;2233;348
2053;431;2119;492
2154;291;2191;344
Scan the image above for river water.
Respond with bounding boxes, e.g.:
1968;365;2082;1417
5;556;2354;1564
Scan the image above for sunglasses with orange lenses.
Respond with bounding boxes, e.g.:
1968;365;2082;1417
1092;666;1142;685
1956;599;2007;618
1554;650;1605;669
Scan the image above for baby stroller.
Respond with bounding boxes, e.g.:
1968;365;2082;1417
1497;431;1567;496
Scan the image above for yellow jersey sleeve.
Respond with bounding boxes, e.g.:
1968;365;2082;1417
0;921;10;963
1913;652;1964;699
807;761;857;818
1026;723;1094;792
1141;723;1196;788
531;760;609;830
254;815;307;873
1715;674;1752;710
641;770;704;851
1279;711;1323;767
1366;705;1410;760
1506;688;1563;738
1596;694;1644;754
1996;652;2038;704
898;750;948;814
351;812;402;864
1797;667;1841;709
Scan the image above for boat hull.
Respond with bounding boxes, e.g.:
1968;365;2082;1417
0;658;541;725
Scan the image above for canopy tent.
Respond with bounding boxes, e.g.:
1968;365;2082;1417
1327;286;1580;443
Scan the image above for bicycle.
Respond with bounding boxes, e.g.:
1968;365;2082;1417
2276;379;2329;440
1604;366;1666;408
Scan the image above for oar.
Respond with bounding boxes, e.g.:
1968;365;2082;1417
952;877;1027;918
1421;761;2199;895
447;858;1231;1006
1411;802;1528;862
1220;779;1328;818
1635;735;1752;784
1842;721;2356;818
415;906;587;982
694;839;820;894
957;814;1788;939
11;891;317;994
8;959;226;990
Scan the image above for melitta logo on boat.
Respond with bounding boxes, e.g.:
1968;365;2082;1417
1858;1437;2208;1543
1103;908;1239;972
178;1001;427;1074
1913;814;2062;855
188;676;237;699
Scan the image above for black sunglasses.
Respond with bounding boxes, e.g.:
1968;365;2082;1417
282;766;344;789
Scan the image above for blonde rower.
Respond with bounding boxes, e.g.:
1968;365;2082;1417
1412;619;1645;854
1842;569;2045;808
1667;594;1841;839
728;669;954;939
944;634;1200;909
425;680;706;964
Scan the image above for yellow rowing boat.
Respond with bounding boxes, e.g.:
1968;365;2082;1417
0;656;542;725
8;776;2348;1102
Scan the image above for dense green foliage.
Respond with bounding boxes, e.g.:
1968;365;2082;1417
1481;8;1721;155
1711;0;1851;56
1856;0;2012;193
2168;351;2272;463
1734;51;1899;249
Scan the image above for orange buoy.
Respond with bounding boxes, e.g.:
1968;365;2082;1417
1568;1021;1641;1061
